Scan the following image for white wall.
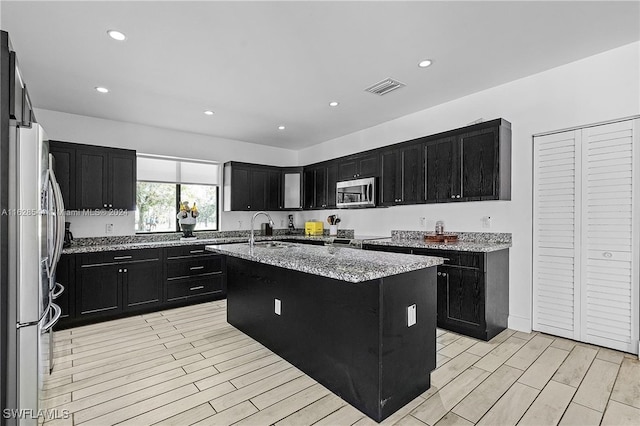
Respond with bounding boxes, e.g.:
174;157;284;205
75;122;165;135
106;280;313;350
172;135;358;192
297;41;640;332
35;109;299;236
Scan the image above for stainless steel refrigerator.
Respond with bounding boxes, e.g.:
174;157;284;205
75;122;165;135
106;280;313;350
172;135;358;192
5;122;65;426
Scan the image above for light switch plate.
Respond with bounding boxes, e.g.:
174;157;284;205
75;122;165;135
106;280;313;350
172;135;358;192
274;299;281;315
407;304;416;327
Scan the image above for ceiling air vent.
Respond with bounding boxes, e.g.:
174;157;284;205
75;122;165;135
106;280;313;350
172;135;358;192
364;78;406;96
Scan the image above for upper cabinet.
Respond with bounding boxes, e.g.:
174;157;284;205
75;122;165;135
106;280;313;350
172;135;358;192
8;50;35;128
50;141;136;211
337;152;379;180
424;119;511;203
379;142;424;206
223;162;286;211
303;162;337;210
49;142;77;210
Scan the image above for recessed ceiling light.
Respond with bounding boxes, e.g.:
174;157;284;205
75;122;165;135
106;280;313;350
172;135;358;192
95;86;109;93
204;110;214;115
107;30;127;41
278;126;286;130
329;101;339;107
418;59;433;68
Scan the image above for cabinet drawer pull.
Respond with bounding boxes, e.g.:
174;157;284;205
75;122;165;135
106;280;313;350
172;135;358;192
114;255;132;260
190;266;205;271
189;250;204;254
190;286;205;291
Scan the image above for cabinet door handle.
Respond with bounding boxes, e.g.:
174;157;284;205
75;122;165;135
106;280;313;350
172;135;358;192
437;272;441;276
190;286;204;291
190;266;205;271
118;269;122;273
123;268;127;273
451;196;455;199
456;195;461;198
114;255;132;260
189;250;204;254
103;203;107;207
442;273;447;277
109;204;113;207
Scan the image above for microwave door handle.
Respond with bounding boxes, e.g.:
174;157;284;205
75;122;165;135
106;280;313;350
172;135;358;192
368;183;372;202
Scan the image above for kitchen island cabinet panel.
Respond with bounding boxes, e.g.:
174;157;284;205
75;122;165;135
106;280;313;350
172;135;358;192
225;256;436;422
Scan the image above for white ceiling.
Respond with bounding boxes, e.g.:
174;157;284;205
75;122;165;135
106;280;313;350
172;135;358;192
2;1;639;150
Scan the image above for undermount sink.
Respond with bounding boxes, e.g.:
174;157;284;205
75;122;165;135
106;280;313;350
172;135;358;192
252;241;290;249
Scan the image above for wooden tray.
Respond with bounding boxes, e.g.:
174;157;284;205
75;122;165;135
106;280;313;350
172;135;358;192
424;234;458;243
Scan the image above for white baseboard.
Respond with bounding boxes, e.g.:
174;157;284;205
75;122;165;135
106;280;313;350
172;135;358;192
508;315;532;333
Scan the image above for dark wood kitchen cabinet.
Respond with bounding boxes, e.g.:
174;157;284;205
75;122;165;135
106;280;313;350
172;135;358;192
337;152;379;180
56;245;226;329
74;248;161;322
49;141;136;211
164;245;226;303
303;161;337;209
363;244;509;341
223;162;282;211
76;146;136;210
424;119;511;203
49;142;77;210
379;142;424;206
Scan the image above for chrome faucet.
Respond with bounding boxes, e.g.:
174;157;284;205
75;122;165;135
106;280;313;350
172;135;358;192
250;211;275;248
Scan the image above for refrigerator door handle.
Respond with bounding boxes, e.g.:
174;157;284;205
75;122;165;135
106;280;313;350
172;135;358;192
52;283;64;300
41;303;62;333
47;162;65;277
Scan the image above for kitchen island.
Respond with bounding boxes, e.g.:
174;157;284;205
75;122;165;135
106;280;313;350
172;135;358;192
206;242;443;422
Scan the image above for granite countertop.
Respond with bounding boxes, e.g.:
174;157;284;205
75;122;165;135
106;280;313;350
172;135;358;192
363;231;512;253
206;242;443;283
62;235;335;254
364;239;511;253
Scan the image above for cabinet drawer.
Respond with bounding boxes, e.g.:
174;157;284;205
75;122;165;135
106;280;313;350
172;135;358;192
79;249;161;266
165;245;215;259
167;275;224;301
167;257;223;279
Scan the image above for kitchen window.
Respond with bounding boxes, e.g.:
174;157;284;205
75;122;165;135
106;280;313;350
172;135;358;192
135;155;220;233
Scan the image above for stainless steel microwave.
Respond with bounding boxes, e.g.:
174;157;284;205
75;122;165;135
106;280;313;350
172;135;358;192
336;177;376;208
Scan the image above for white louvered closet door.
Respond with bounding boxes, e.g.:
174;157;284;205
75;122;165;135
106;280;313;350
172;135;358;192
533;129;580;340
534;117;639;354
581;120;639;353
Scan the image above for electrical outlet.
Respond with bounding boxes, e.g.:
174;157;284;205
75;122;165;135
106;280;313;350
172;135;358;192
105;223;114;234
407;304;416;327
238;220;242;229
482;216;492;228
420;217;426;227
274;299;281;315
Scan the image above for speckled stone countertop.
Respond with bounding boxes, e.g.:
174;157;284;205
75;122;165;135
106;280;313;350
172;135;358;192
61;229;354;254
207;242;443;283
364;231;512;253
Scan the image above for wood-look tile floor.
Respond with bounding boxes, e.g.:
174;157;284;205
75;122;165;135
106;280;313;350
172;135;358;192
44;301;640;426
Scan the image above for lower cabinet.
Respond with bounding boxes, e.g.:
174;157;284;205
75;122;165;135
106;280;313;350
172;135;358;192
363;244;509;341
55;245;226;329
125;259;162;310
77;262;123;318
165;245;226;303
